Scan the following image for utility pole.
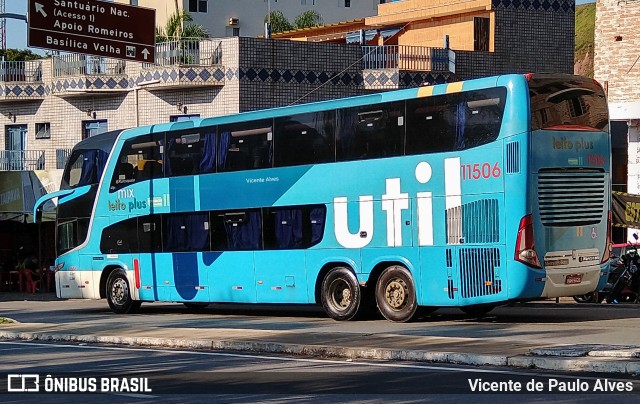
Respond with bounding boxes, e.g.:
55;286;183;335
0;0;6;50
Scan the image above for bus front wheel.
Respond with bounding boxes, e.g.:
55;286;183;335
106;269;141;314
321;267;362;321
375;265;417;322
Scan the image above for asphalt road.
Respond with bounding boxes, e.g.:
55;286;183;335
2;296;640;347
1;341;639;403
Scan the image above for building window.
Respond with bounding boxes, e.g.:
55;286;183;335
345;0;351;7
82;120;108;139
170;114;200;122
35;123;51;139
130;0;138;5
233;27;240;37
189;0;208;12
474;17;490;51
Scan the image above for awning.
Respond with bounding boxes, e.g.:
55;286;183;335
346;29;378;44
379;26;402;39
0;170;63;222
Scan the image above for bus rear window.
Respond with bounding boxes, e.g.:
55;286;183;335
529;76;609;132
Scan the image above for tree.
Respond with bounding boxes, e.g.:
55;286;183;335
0;49;43;61
156;10;209;42
265;10;294;34
294;10;323;29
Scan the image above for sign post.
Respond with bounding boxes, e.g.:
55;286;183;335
27;0;156;63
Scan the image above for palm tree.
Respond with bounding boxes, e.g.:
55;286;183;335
155;11;209;65
156;10;209;43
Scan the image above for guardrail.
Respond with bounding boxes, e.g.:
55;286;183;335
361;45;453;72
0;150;45;171
149;38;223;67
0;60;43;83
53;55;126;77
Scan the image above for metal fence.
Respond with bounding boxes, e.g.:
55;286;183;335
361;45;452;72
0;150;45;171
0;60;43;82
56;149;72;170
150;38;223;67
53;54;126;77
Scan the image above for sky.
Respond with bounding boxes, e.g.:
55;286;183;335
4;0;596;52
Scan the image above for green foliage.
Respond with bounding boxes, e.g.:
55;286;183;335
294;10;323;29
575;3;595;77
0;49;42;61
265;10;294;34
156;10;209;43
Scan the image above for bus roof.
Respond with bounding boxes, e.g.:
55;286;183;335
72;129;124;152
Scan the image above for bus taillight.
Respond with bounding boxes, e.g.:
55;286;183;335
601;211;612;264
515;214;541;268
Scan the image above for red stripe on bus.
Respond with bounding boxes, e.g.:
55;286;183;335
134;259;141;289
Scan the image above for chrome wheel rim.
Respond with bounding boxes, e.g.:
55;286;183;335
110;278;128;306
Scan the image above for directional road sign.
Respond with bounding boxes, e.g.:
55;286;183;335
28;0;156;63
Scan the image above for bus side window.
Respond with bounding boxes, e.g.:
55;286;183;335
406;95;456;154
100;217;139;254
110;134;164;191
165;131;214;177
222;210;262;250
336;102;404;162
218;120;273;172
460;88;507;149
163;212;210;252
274;111;335;167
138;215;162;253
263;205;327;250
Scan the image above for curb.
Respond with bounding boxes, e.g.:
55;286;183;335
2;330;639;375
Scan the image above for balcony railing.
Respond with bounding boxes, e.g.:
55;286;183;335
0;150;45;171
0;60;43;82
56;149;72;170
147;38;223;67
361;45;452;72
53;54;126;77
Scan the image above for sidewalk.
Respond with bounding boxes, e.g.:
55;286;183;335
1;295;639;375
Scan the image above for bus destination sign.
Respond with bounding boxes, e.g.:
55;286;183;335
27;0;156;63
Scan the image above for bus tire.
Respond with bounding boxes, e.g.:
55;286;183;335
106;269;141;314
321;267;362;321
460;304;495;318
375;265;417;323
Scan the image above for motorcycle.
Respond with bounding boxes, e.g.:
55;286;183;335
603;241;640;303
573;236;640;304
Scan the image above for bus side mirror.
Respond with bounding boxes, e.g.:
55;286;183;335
35;208;42;223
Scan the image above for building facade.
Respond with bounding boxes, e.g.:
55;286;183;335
115;0;386;38
274;0;575;80
1;0;577;222
594;0;640;239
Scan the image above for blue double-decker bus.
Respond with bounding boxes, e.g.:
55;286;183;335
35;73;611;322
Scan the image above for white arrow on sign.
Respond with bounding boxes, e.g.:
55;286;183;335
142;48;150;60
35;2;47;18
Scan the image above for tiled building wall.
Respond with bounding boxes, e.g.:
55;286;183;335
593;0;640;103
454;1;575;79
237;38;367;111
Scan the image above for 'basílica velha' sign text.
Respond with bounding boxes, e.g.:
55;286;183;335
27;0;155;63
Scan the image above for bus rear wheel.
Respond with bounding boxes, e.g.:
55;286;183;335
106;269;141;314
375;265;417;323
321;267;362;321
